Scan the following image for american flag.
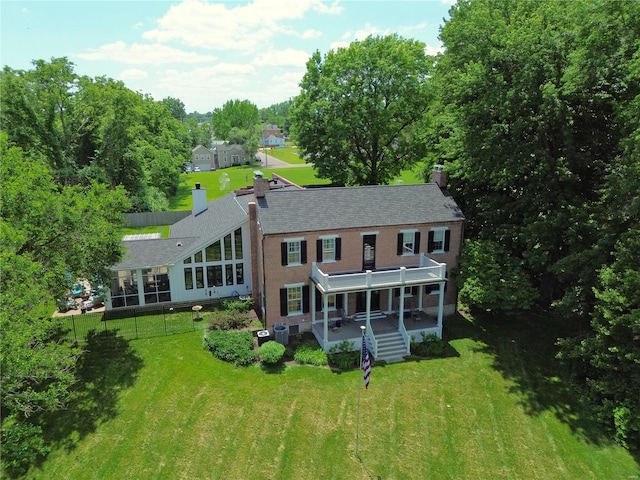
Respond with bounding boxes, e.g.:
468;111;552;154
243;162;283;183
362;334;371;389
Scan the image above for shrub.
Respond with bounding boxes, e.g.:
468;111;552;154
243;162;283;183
293;341;328;366
204;330;255;366
259;341;286;364
410;333;445;358
221;298;253;313
207;310;251;331
1;419;50;477
329;351;360;370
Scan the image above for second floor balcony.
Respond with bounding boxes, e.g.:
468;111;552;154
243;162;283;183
311;253;446;294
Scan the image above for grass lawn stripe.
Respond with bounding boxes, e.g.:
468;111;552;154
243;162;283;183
25;322;640;480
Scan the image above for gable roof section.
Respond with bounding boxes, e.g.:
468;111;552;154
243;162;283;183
170;191;252;239
257;183;465;235
112;237;201;270
113;193;253;270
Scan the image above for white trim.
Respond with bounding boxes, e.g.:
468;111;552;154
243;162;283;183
284;282;306;288
283;236;304;242
319;234;338;240
430;227;448;254
399;228;419;233
360;231;379;236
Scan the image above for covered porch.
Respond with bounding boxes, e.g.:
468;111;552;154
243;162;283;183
310;254;447;359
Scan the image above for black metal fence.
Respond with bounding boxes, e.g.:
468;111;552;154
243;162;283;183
59;300;224;343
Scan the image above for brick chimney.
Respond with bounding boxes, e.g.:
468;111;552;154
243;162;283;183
253;171;270;198
192;183;207;216
432;164;448;189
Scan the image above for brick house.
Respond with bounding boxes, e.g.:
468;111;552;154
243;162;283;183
248;167;464;361
108;167;464;361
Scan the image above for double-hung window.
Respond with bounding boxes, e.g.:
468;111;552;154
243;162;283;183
397;230;420;255
427;228;450;254
280;284;309;316
281;239;307;266
317;236;341;262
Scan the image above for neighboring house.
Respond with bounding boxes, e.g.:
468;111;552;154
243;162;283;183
192;145;215;171
214;142;250;169
261;124;285;147
107;166;465;362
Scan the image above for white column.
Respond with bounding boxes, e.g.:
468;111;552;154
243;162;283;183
342;293;348;316
418;285;424;310
323;293;329;351
387;288;393;313
399;287;405;323
366;289;371;331
311;286;316;323
437;281;445;330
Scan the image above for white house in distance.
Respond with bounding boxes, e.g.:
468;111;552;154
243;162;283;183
261;124;285;147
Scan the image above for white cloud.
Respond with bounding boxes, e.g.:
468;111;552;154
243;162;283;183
425;44;444;56
301;28;322;39
142;0;341;52
253;48;310;68
118;69;149;80
329;40;350;51
76;41;216;66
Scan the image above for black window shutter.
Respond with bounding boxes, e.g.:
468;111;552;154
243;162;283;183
316;239;322;262
281;242;288;265
397;233;403;255
336;294;343;309
315;289;321;311
427;231;435;253
444;230;451;252
280;288;287;316
301;240;307;264
335;238;341;260
302;285;310;313
414;232;421;254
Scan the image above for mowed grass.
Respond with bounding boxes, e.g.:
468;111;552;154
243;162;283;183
263;146;308;164
26;312;639;479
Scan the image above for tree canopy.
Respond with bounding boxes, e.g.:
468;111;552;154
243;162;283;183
1;58;191;211
211;99;260;146
430;0;639;449
291;34;432;186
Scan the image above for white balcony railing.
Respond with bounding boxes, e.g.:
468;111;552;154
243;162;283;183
311;253;446;294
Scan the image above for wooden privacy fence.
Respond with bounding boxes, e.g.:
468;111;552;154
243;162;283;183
124;211;190;227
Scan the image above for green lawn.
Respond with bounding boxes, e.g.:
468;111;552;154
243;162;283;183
263;146;307;164
25;311;639;479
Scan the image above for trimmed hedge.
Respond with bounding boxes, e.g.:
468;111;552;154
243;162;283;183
203;330;255;366
259;341;286;364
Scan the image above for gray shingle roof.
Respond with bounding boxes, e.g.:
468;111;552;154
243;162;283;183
112;237;201;270
257;183;465;235
113;192;253;270
170;192;252;239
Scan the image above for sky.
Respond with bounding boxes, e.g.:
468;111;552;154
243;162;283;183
1;0;455;113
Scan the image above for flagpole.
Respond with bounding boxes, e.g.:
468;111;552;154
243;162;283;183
355;325;366;458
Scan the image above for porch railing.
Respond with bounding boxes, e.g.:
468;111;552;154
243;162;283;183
311;254;446;294
398;318;410;355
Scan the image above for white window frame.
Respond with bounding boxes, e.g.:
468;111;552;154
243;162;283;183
286;284;303;316
431;228;447;254
287;240;301;265
401;229;418;256
321;236;336;263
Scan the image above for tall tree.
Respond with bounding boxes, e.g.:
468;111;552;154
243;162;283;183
160;96;186;121
211;99;259;141
0;135;130;472
290;34;432;186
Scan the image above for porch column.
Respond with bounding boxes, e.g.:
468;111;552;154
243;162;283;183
311;286;316;323
398;287;405;323
437;281;445;329
342;293;348;316
366;289;371;331
323;293;329;351
387;287;393;313
418;285;424;310
136;269;145;306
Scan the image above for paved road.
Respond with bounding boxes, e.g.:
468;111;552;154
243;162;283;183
255;150;311;169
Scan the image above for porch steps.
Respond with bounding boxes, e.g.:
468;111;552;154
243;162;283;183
374;331;408;363
352;310;387;322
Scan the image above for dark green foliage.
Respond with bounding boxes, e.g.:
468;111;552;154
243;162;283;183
221;298;253;313
293;341;328;367
410;333;445;358
291;34;432;186
1;419;50;477
258;341;286;365
203;330;255;366
206;310;251;331
457;240;537;311
328;351;360;371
